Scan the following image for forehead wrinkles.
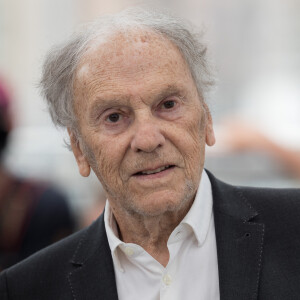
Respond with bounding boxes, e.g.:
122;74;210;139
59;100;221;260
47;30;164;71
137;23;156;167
76;29;189;84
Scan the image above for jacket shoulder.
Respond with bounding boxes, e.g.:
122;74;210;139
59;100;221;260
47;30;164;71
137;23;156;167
236;185;300;222
207;170;300;223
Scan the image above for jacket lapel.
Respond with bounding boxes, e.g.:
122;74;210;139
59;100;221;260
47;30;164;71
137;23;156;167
207;171;265;300
68;213;118;300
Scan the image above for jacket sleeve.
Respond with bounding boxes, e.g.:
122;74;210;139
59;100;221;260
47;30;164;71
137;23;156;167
0;271;9;300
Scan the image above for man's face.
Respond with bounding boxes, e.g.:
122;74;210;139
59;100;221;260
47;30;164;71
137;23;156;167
71;30;215;218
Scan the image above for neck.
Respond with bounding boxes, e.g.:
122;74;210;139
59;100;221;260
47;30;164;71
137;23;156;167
111;199;194;267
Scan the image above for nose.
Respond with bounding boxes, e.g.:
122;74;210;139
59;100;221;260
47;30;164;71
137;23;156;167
131;117;166;153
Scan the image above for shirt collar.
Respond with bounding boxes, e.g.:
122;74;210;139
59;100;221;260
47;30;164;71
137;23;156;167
104;201;125;271
180;170;213;247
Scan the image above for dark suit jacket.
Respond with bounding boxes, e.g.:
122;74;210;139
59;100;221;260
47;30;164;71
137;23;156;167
0;172;299;299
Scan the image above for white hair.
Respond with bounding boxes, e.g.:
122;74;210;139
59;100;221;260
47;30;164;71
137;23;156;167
40;6;215;140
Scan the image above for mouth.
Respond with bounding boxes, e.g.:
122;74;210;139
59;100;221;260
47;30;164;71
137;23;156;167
133;165;175;176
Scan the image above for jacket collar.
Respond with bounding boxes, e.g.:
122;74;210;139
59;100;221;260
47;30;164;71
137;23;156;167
207;170;265;300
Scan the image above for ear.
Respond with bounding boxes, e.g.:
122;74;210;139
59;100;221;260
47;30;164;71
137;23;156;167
68;128;91;177
203;104;216;147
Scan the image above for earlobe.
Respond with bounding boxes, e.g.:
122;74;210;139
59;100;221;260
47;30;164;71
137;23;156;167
206;122;216;146
68;129;91;177
203;105;216;147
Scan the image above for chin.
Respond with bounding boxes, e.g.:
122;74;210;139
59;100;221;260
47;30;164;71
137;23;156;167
127;186;196;217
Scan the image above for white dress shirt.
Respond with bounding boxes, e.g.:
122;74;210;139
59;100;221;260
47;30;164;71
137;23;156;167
104;170;220;300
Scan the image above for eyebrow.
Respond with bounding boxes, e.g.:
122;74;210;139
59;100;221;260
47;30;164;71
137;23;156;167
88;97;128;121
155;85;187;101
88;84;186;120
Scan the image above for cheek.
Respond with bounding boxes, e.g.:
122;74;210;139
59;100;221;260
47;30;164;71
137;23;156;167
89;138;126;188
178;116;206;175
179;111;205;147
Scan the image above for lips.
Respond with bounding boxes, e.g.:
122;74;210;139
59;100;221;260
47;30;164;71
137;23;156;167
133;165;175;176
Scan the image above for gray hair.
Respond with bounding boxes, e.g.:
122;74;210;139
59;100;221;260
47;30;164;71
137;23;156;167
40;6;215;139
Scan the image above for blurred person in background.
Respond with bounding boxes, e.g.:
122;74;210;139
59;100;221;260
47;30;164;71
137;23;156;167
0;77;75;271
0;7;299;300
217;119;300;178
207;77;300;186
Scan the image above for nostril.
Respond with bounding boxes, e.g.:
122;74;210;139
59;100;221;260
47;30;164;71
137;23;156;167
130;124;166;153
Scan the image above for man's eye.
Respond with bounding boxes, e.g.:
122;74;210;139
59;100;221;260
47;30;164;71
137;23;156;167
107;113;121;123
162;100;176;109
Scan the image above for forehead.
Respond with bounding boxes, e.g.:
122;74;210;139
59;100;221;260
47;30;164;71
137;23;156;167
74;29;195;104
85;29;173;64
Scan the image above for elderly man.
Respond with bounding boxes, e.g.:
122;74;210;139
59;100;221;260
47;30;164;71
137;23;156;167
0;7;299;300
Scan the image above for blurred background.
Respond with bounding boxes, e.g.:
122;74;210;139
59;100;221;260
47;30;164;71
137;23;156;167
0;0;299;232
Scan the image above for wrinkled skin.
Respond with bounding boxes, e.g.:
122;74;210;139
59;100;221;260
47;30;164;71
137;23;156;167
69;30;215;261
